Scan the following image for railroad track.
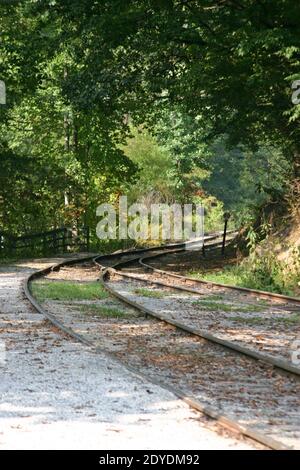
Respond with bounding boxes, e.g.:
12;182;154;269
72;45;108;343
24;234;300;450
101;250;300;376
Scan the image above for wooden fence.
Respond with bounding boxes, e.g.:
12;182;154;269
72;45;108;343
0;227;90;257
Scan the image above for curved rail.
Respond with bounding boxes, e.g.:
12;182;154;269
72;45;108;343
93;250;297;449
139;250;300;304
23;236;298;450
96;252;300;377
23;232;225;347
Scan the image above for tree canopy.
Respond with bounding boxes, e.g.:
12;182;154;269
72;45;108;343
0;0;299;241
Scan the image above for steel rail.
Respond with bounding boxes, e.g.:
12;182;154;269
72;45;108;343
23;252;288;450
23;239;224;343
102;268;300;375
97;230;236;263
139;250;300;305
23;234;224;351
23;236;296;450
95;257;295;449
95;248;300;377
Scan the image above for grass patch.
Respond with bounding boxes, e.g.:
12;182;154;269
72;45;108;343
189;268;244;287
193;300;234;312
199;294;227;302
200;294;271;307
227;316;265;325
134;287;166;298
78;304;128;318
31;280;108;302
256;299;270;306
276;314;300;324
193;299;266;313
228;314;300;325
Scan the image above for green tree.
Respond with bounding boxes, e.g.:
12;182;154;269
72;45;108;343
0;1;136;236
38;1;300;176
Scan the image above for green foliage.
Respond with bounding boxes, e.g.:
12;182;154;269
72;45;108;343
36;0;300;159
122;126;175;203
154;110;211;201
203;139;292;225
0;3;136;236
0;0;299;261
189;248;300;296
122;115;291;234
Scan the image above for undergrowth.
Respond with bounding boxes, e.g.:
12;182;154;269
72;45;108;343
189;248;300;296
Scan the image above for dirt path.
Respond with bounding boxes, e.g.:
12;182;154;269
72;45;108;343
0;257;254;450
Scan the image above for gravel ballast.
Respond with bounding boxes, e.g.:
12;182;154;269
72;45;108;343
0;257;255;450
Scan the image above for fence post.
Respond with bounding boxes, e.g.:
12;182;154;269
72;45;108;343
53;231;57;253
8;236;15;256
222;212;231;255
62;228;67;253
43;234;47;255
66;227;72;252
86;226;90;252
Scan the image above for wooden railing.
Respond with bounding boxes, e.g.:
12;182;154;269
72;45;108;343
0;226;90;257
